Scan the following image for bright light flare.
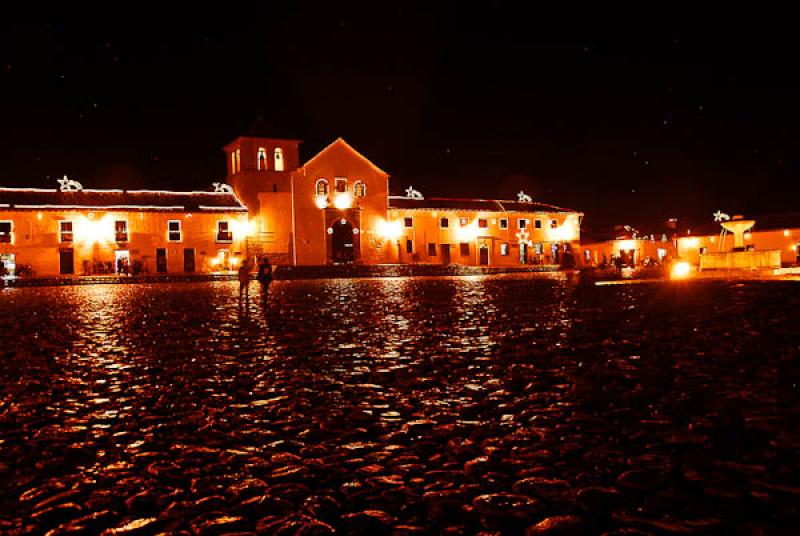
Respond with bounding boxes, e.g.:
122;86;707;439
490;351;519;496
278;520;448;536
230;219;256;240
456;221;479;242
377;219;403;241
75;214;114;244
315;195;329;209
550;218;579;241
333;192;352;210
670;261;692;280
616;239;636;251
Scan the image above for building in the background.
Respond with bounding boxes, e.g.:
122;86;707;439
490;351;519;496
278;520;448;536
224;135;583;266
580;222;678;268
387;196;581;266
580;213;800;269
0;181;249;277
676;213;800;268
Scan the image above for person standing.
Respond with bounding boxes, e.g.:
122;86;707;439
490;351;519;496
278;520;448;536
257;256;273;288
238;258;251;301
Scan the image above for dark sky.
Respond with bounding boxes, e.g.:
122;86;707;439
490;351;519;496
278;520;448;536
2;6;799;228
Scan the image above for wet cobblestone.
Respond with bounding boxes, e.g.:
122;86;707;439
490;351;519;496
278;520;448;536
1;276;799;534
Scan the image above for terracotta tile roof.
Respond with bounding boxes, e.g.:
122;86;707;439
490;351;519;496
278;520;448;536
388;196;578;214
0;188;248;212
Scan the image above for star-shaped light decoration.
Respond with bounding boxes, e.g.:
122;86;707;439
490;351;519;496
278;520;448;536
213;182;233;193
405;186;423;199
515;229;532;246
713;210;730;222
517;190;532;203
58;175;82;192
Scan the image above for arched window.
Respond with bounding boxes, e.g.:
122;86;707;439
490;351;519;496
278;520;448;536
257;147;267;170
353;181;366;197
315;179;329;196
274;147;284;171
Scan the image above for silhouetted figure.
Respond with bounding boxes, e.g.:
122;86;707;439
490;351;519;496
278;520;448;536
257;256;273;287
238;259;251;302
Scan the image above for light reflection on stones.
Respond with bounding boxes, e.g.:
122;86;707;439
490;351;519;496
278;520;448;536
0;276;798;533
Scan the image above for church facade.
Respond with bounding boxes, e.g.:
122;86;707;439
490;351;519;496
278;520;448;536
225;135;582;267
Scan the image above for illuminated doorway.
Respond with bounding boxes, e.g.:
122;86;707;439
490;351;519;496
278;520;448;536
115;250;130;274
519;243;528;264
331;220;355;263
1;253;16;277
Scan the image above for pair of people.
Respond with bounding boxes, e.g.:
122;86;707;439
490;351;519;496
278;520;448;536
238;255;273;300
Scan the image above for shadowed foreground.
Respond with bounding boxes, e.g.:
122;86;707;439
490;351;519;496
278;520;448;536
1;276;799;534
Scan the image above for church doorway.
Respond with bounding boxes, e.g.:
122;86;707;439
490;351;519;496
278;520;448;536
331;219;356;263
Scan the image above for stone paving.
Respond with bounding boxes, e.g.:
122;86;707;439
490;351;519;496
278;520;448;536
0;275;799;534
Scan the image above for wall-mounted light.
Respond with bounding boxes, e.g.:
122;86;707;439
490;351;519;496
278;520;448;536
333;192;352;210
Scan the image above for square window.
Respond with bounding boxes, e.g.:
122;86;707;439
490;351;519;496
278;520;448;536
460;243;470;256
478;219;488;228
406;239;413;253
0;221;12;244
535;220;542;229
115;220;128;242
404;217;413;228
440;217;449;229
518;219;527;229
217;221;233;243
59;221;73;243
500;218;508;229
551;219;558;229
168;220;182;242
335;177;347;193
459;217;469;227
501;243;509;256
428;243;437;256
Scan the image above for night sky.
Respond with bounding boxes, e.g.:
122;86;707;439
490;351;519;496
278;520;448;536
2;7;799;229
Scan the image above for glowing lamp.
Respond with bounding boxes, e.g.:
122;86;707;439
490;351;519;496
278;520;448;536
333;192;352;210
377;219;403;241
230;257;240;267
617;239;636;251
210;257;220;267
456;222;479;242
75;214;114;244
670;261;692;280
784;229;791;237
315;195;329;209
744;232;752;241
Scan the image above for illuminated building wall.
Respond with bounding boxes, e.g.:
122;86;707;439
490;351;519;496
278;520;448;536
580;238;676;267
677;227;800;267
291;138;394;265
224;135;582;267
387;199;582;266
0;188;249;276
